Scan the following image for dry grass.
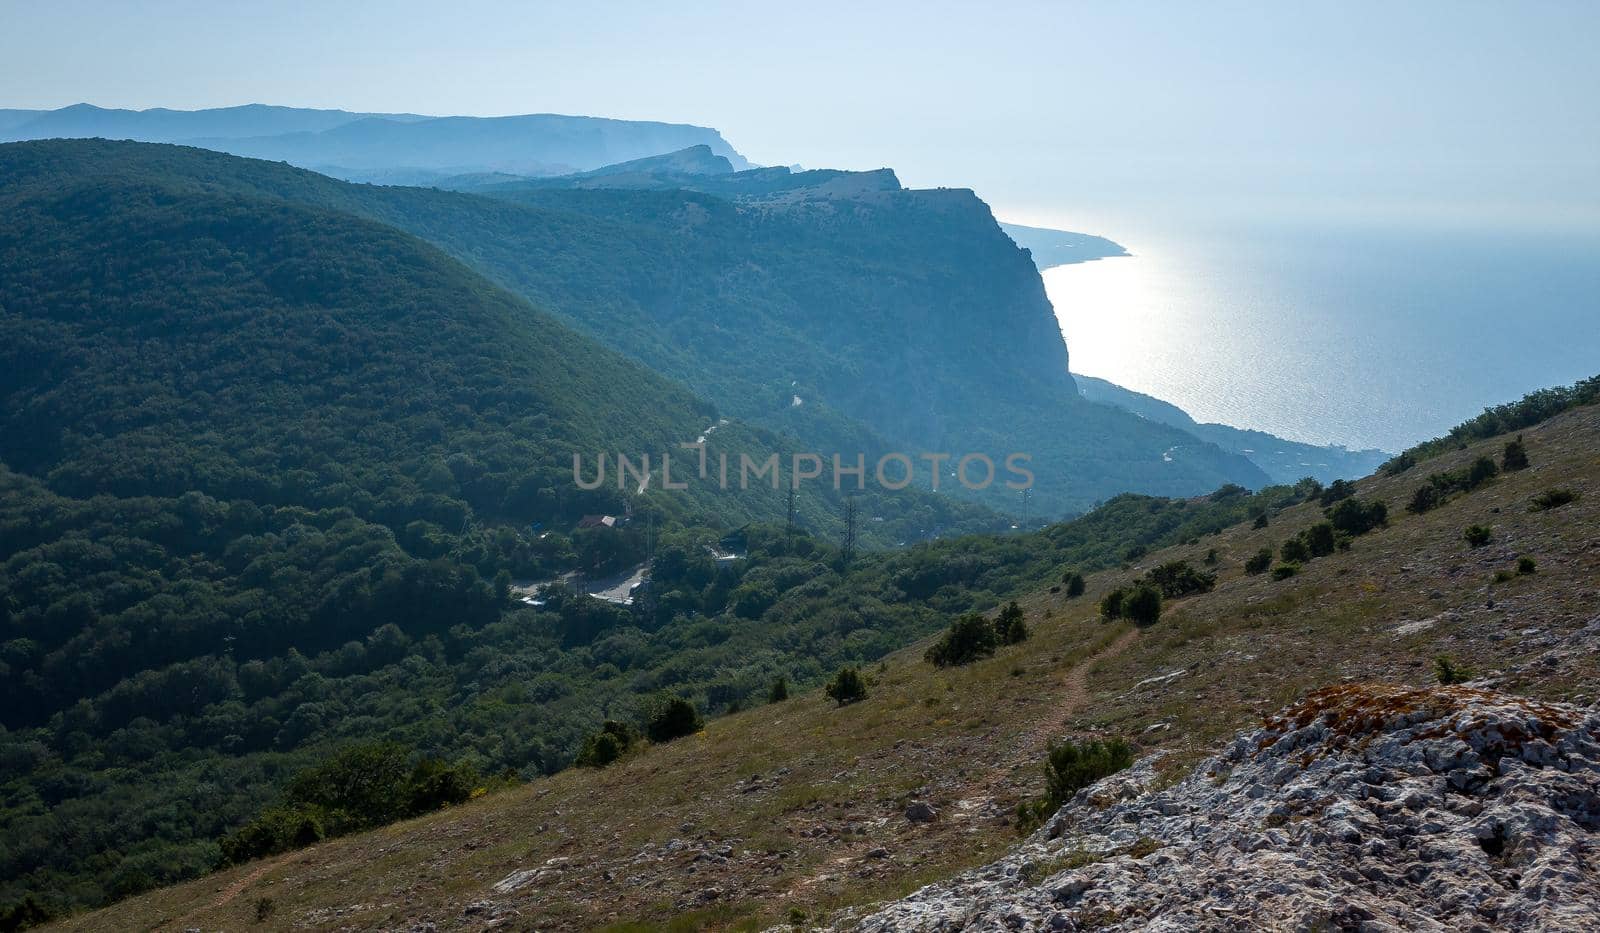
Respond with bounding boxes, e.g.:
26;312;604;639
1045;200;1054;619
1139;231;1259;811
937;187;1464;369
52;407;1600;931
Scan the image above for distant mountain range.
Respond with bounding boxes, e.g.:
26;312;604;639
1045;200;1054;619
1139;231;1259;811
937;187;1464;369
0;103;751;178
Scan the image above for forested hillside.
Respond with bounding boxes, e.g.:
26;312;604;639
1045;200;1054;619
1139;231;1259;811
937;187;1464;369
0;140;996;918
3;140;1269;517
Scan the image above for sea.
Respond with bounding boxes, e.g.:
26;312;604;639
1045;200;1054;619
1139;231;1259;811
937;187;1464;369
1041;220;1600;453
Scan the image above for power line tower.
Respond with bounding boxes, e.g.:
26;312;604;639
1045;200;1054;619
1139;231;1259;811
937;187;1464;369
840;495;858;568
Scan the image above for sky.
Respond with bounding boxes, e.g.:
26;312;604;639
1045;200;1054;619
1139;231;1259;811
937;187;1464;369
4;0;1598;232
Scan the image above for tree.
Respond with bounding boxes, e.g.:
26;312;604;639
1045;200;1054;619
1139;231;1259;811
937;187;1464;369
1244;548;1273;575
1099;588;1126;619
995;601;1029;645
575;720;640;767
1281;537;1311;564
1502;435;1529;471
1062;571;1086;598
926;612;999;666
1122;584;1162;626
825;667;868;706
768;676;790;703
1326;498;1387;536
644;696;703;743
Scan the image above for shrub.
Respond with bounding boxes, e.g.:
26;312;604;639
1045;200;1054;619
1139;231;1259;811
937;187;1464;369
825;666;867;706
1122;584;1162;626
1318;479;1356;507
219;806;326;865
1435;655;1474;685
1252;513;1270;529
926;612;999;666
1016;737;1134;830
575;720;640;767
1204;548;1218;566
1464;525;1493;547
768;676;789;703
1530;488;1578;511
1465;455;1501;489
1383;451;1417;475
1280;537;1310;564
645;696;703;743
1144;560;1216;599
995;601;1030;645
254;897;276;923
1407;484;1441;514
1099;588;1126;620
1326;497;1387;536
1063;572;1086;598
1244;548;1273;575
1502;436;1529;471
1302;522;1338;558
1518;556;1537;575
1271;563;1300;580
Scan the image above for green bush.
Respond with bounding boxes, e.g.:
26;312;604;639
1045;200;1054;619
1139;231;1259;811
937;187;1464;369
1382;451;1417;475
1435;655;1474;685
1244;548;1273;575
926;612;1000;666
1407;484;1442;514
1502;436;1529;471
825;666;868;706
1252;513;1269;529
1063;572;1086;598
574;720;640;767
1530;488;1578;511
1518;556;1537;575
1099;588;1126;619
768;676;790;703
1271;563;1301;580
995;601;1030;645
1326;497;1387;536
219;806;326;866
1122;584;1162;626
1143;560;1216;599
1016;737;1134;830
1302;522;1338;558
1464;525;1493;547
1317;479;1356;507
1281;537;1311;564
645;696;703;742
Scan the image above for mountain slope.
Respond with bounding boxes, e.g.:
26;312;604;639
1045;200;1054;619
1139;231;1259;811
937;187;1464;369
0;139;1011;919
0;140;1269;515
56;393;1600;931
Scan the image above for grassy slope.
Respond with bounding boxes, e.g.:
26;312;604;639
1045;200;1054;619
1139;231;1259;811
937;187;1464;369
53;406;1600;931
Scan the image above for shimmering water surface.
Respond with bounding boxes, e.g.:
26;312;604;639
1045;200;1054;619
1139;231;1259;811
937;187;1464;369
1043;223;1600;452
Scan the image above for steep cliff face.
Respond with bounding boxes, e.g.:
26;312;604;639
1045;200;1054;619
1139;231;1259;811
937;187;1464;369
849;685;1600;932
448;167;1268;512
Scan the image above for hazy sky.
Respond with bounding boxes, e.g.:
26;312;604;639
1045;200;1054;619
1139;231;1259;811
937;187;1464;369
4;1;1598;232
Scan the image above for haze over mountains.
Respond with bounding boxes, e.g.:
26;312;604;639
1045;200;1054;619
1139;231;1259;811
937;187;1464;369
0;103;751;180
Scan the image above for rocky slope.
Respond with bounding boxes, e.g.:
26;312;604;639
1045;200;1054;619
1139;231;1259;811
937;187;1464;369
847;684;1600;931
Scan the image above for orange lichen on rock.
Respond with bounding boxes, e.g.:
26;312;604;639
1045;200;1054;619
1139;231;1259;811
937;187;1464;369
1261;682;1581;756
